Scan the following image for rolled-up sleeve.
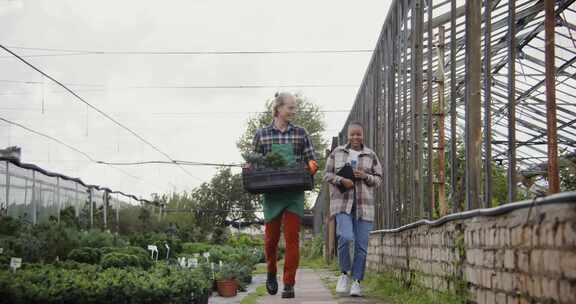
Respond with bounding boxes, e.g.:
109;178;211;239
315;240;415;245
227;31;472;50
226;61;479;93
364;153;383;187
302;132;316;162
323;151;342;186
252;130;262;154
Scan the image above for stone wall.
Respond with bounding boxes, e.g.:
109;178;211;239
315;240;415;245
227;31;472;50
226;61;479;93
366;193;576;304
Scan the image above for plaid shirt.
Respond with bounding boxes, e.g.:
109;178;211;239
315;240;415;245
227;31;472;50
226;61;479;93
323;144;383;222
252;122;316;164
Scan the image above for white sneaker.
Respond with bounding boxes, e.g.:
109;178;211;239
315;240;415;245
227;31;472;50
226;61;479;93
335;274;350;294
350;280;362;297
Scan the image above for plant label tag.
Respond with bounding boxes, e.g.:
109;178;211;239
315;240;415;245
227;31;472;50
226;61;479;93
164;243;170;250
0;248;3;254
211;262;215;279
191;258;198;268
186;258;194;268
203;252;210;259
10;257;22;271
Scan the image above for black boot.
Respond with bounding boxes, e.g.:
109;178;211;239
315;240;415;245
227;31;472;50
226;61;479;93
266;273;278;295
281;284;295;299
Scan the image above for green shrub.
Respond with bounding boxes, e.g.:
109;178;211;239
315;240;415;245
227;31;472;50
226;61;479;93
0;255;9;270
7;222;80;263
182;242;212;255
0;216;22;236
77;229;128;248
67;247;102;264
0;262;212;304
211;227;230;244
227;234;264;248
115;246;152;269
100;252;141;269
301;236;324;260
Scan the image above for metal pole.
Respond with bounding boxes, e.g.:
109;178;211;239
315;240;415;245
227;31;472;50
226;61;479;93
465;0;482;210
24;178;28;219
401;2;409;226
545;0;559;194
394;2;402;228
56;177;61;223
483;0;493;208
31;171;37;224
410;0;417;224
426;0;434;219
5;162;9;216
103;191;108;229
413;0;424;219
116;195;120;233
390;16;398;228
379;45;387;229
89;189;93;228
74;183;79;217
436;26;448;216
507;0;517;203
450;0;459;213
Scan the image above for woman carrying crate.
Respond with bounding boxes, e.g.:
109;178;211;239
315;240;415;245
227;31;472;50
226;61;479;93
323;121;383;297
251;92;319;299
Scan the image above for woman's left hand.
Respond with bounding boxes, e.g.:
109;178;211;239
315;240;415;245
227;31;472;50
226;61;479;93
354;169;368;180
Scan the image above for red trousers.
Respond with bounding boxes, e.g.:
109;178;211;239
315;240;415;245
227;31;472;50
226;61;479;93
264;210;300;285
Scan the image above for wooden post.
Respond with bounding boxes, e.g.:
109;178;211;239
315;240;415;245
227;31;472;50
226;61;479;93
464;0;482;210
507;0;517;203
545;0;559;194
324;137;339;261
426;0;435;219
436;26;448;216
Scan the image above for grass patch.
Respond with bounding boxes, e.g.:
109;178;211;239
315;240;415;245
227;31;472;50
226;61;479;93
253;263;267;275
299;257;338;271
300;257;465;304
363;273;466;304
320;275;338;296
240;285;267;304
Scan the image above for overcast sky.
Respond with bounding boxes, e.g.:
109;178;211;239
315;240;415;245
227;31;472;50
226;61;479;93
0;0;392;199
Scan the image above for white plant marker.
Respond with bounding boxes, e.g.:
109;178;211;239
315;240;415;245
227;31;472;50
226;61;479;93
211;263;215;279
164;243;170;260
10;257;22;272
179;257;187;268
147;245;159;261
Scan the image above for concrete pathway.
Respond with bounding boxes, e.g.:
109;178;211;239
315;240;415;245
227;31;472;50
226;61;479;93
258;268;334;304
256;269;387;304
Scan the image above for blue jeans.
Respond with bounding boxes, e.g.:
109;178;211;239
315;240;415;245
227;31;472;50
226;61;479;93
335;209;373;281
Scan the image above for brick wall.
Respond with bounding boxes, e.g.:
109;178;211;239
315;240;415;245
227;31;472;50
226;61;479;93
366;193;576;304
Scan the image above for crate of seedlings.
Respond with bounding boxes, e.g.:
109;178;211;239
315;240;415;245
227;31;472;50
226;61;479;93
241;152;314;194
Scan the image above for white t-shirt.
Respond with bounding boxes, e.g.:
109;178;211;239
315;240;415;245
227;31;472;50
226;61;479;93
347;149;361;168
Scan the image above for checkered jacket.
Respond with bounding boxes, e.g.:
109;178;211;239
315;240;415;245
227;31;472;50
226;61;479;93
323;144;383;222
252;122;316;164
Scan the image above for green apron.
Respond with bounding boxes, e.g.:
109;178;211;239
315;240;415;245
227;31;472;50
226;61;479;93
263;143;305;223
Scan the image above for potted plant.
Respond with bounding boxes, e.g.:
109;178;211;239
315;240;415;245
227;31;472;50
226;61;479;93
241;152;314;194
215;263;242;297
